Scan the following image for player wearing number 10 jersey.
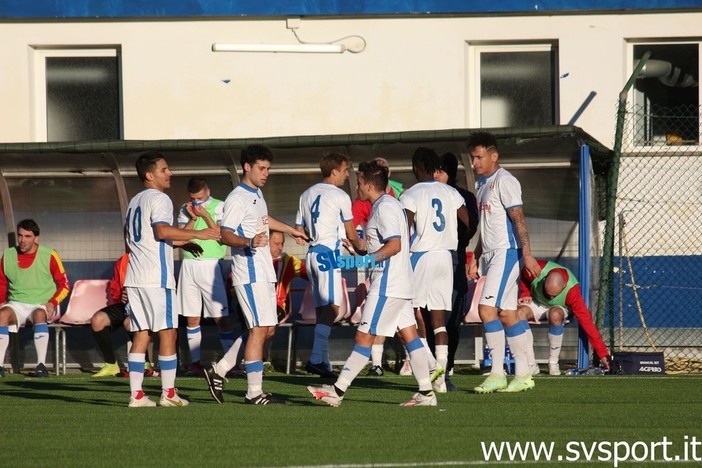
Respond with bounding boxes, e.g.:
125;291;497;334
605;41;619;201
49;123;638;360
400;147;472;392
296;153;365;377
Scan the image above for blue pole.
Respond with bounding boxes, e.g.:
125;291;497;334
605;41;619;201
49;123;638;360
578;144;592;368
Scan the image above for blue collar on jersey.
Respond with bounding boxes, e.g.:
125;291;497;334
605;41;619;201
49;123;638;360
238;181;259;193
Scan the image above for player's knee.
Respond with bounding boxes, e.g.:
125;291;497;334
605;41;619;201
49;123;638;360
33;309;48;323
549;309;565;325
517;306;530;321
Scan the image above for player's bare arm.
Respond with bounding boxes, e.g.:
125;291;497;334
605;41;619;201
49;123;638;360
269;216;308;244
154;224;219;243
221;228;268;249
507;206;541;278
372;237;401;263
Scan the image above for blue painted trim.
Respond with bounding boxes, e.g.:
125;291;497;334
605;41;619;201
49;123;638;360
1;0;700;18
577;144;591;369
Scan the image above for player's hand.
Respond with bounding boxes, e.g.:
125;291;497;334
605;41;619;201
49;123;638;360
466;256;479;280
341;238;357;255
600;355;611;370
251;231;269;248
45;303;58;322
185;202;197;219
289;228;308;245
523;255;541;279
181;242;204;257
191;203;207;218
518;297;532;305
120;290;129;303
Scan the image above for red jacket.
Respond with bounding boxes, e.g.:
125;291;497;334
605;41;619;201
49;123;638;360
519;259;609;359
109;253;129;305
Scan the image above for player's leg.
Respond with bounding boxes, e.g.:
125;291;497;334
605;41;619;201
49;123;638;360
547;307;567;375
91;304;125;377
30;307;49;377
518;304;540;376
0;306;20;377
307;255;342;376
367;335;385;376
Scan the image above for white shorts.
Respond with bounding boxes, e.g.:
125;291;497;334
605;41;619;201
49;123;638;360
234;282;277;328
479;249;521;311
306;247;344;308
410;250;453;310
357;295;416;337
522;301;569;323
126;287;179;332
2;301;50;333
178;259;229;318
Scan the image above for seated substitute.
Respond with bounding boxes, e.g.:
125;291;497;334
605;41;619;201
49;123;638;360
0;219;70;378
517;259;610;376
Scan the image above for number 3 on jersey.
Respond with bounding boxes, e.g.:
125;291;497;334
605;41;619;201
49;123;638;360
431;198;445;232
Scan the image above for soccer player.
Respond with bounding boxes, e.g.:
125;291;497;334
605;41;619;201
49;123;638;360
204;144;306;405
177;177;234;377
400;147;473;392
518;259;610;375
0;219;70;378
124;151;219;408
467;131;542;394
308;159;436;407
296;152;364;378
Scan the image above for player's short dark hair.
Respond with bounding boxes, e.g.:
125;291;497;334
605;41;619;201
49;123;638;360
17;219;40;236
412;147;440;175
320;153;349;178
241;145;274;173
135;151;166;182
466;131;498;152
358;160;388;192
187;177;209;194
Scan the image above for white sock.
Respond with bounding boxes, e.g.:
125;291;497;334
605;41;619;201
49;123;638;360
33;323;49;365
549;325;565;365
523;320;535;366
406;337;431;392
244;360;264;398
336;345;371;393
435;344;449;372
128;352;146;395
371;344;384;367
505;322;529;377
186;326;201;363
419;337;437;369
159;354;177;391
0;326;10;364
484;320;506;376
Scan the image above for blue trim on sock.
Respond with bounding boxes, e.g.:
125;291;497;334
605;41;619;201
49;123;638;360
0;325;9;336
129;361;146;373
483;319;504;333
405;337;423;353
159;356;178;371
34;323;49;334
550;324;565;336
352;344;372;357
187;326;201;334
245;360;264;373
504;322;526;337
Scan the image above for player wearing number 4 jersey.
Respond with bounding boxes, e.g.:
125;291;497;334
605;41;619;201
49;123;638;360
124;151;220;408
296;153;365;378
400;148;473;393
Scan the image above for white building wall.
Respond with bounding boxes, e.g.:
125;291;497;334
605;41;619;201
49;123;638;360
0;12;699;147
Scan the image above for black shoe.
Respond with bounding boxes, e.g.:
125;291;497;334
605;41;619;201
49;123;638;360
245;392;284;405
305;361;337;378
0;366;5;378
366;365;384;376
34;363;49;378
203;366;226;404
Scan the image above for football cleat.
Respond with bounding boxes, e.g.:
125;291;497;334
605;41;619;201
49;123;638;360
34;363;49;378
245;392;284;405
473;373;508;394
307;384;343;407
93;362;120;378
204;366;227;404
305;361;337;378
399;359;413;376
549;363;561;376
159;389;189;407
128;395;157;408
498;376;535;393
400;391;437;407
366;365;384;376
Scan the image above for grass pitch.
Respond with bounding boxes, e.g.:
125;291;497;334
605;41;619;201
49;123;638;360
1;368;701;467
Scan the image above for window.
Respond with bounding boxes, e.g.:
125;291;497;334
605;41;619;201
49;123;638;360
31;48;121;142
468;43;558;128
631;42;700;146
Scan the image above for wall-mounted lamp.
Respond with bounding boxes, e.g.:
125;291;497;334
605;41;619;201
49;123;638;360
212;17;366;54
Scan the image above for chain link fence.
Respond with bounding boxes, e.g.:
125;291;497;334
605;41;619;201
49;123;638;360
603;103;702;373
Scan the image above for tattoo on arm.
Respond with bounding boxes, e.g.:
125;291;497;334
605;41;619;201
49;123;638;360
508;207;531;256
